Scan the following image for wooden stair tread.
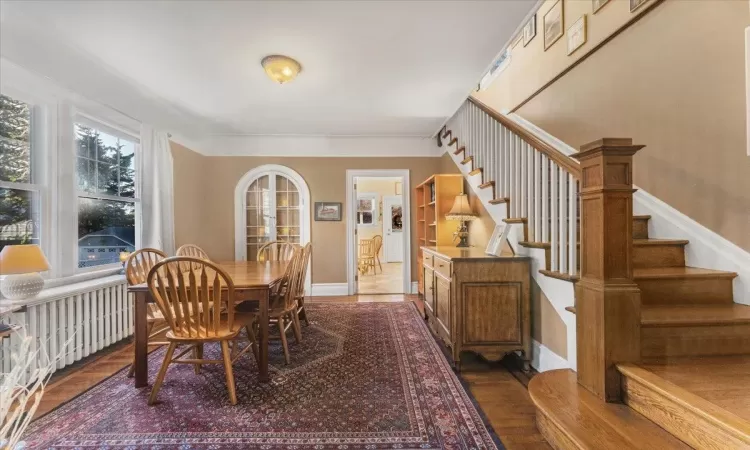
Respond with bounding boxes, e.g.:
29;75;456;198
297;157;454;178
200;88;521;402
633;266;738;280
636;356;750;424
528;369;689;449
619;359;750;448
633;239;689;246
642;304;750;327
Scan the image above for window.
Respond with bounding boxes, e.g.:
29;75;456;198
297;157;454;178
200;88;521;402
75;122;137;268
0;94;40;253
357;194;379;226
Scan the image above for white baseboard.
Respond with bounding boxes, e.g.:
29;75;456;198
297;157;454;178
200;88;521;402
411;281;419;294
531;339;570;373
311;283;349;297
634;189;750;305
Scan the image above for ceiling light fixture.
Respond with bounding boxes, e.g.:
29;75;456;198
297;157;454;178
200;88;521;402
261;55;302;84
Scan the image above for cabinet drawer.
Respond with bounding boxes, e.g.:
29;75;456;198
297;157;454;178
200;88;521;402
433;256;452;279
424;252;434;268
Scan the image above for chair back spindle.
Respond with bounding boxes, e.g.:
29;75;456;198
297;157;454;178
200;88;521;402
258;241;297;262
125;248;167;286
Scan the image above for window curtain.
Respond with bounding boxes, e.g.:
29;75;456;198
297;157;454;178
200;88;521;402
139;124;175;255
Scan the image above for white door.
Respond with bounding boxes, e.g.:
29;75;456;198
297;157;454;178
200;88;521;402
382;195;404;263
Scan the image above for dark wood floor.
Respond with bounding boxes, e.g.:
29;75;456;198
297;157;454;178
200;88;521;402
34;295;550;449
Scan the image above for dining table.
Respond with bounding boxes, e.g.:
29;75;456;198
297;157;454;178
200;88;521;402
127;260;288;388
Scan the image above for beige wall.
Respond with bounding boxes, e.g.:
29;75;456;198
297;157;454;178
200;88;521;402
356;178;402;257
171;143;441;284
476;0;750;251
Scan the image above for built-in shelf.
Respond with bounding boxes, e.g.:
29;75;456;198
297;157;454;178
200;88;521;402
419;205;425;209
418;219;425;222
419;238;426;241
427;201;436;206
428;240;437;243
428;223;437;227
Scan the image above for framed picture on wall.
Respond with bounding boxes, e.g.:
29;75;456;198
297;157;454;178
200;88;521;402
592;0;610;14
630;0;648;12
314;202;342;221
567;15;587;55
523;13;537;47
543;0;564;51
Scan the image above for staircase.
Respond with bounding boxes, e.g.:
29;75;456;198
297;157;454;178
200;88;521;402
438;97;750;449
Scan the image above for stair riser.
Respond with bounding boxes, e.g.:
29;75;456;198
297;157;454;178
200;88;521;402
633;244;685;269
642;323;750;357
621;376;750;449
636;278;734;305
535;410;582;450
633;218;649;240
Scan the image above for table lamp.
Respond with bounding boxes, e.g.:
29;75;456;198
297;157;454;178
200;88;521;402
445;193;476;247
0;244;50;299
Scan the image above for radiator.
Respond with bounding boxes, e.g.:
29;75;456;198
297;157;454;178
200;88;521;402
1;275;132;382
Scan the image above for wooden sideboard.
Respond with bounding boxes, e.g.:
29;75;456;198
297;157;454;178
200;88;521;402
421;246;531;370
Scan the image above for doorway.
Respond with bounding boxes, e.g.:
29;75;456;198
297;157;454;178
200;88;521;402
346;170;411;295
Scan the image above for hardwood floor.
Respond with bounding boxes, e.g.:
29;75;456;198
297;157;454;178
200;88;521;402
33;294;548;449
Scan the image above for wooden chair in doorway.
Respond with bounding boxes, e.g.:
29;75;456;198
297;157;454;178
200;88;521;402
358;238;375;275
371;235;383;273
146;257;258;406
124;248;169;378
258;240;296;262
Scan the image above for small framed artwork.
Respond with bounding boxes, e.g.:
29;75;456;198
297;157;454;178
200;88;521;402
592;0;610;14
630;0;648;13
314;202;342;221
543;0;564;51
567;15;587;56
523;14;536;47
485;223;514;256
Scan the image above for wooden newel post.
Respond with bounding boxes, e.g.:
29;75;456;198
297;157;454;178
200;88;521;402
572;138;645;402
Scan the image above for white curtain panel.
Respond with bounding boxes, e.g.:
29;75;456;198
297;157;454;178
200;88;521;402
139;124;175;255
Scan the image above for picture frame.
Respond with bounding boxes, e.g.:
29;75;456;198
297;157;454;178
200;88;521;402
567;15;587;56
543;0;564;51
630;0;648;13
592;0;610;14
485;223;514;256
523;13;537;47
314;202;342;221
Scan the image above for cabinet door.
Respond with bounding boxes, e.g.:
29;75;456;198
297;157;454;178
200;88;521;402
423;267;435;314
435;275;451;338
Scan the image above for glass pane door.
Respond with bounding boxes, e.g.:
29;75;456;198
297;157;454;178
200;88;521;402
244;172;303;260
276;175;301;244
246;175;271;261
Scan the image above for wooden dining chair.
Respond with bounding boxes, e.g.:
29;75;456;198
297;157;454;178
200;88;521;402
176;244;211;260
146;257;258;406
371;234;383;273
295;243;313;326
257;240;296;262
124;248;170;378
358;238;375;275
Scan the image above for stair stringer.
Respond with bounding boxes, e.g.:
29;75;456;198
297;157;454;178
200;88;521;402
444;144;576;372
506;112;750;306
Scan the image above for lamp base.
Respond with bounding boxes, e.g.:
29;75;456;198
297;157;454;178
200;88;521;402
454;221;470;248
1;272;45;300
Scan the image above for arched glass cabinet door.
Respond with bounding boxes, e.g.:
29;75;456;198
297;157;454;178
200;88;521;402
237;165;309;262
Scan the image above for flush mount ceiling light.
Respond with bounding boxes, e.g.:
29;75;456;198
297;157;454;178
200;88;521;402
261;55;302;84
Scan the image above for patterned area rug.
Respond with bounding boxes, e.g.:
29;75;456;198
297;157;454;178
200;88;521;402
24;302;501;449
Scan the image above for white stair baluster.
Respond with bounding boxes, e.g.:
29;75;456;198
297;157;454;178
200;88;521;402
569;175;579;277
527;144;534;239
550;163;559;272
559;172;568;274
541;155;549;242
534;152;541;242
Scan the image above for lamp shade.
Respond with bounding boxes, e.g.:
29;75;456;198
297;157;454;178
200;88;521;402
0;244;50;275
445;194;476;221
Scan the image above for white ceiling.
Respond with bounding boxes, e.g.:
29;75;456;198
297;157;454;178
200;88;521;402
0;0;533;139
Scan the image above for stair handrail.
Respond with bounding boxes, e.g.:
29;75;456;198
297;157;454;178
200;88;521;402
468;97;581;178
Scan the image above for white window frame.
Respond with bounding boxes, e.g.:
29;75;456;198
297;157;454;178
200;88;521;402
72;113;141;274
0;87;56;277
356;192;379;227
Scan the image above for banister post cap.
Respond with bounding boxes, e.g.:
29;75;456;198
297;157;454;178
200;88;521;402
574;138;645;160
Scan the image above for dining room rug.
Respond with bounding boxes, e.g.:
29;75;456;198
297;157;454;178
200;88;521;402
23;302;503;449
